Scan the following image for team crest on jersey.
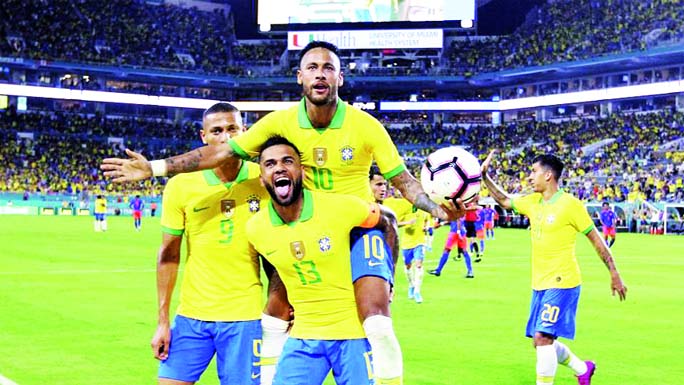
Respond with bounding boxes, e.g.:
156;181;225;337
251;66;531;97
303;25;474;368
318;236;331;252
546;215;556;224
246;194;261;213
221;199;236;219
290;241;306;260
314;148;327;167
340;145;354;165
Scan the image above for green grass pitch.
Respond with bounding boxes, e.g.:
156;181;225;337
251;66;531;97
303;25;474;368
1;215;683;384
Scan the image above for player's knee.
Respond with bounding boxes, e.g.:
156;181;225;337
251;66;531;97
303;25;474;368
362;314;395;341
353;276;391;319
533;332;555;347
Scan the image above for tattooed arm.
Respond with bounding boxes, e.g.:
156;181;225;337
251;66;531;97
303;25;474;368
101;143;237;182
389;170;466;221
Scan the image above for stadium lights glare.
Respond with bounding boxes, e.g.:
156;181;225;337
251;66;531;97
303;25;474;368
1;78;683;113
0;84;297;112
381;79;684;111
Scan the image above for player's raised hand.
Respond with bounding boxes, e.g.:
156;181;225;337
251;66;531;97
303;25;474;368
151;323;171;360
101;149;153;182
611;273;627;301
481;149;498;174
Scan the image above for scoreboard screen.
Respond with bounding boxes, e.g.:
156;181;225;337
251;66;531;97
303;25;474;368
258;0;475;31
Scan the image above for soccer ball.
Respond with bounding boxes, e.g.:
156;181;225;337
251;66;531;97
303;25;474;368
420;146;482;204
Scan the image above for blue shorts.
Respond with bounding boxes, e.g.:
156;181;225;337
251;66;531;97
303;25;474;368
350;228;394;286
159;315;261;385
526;286;581;340
402;245;425;265
427;228;433;236
274;338;373;385
94;213;105;221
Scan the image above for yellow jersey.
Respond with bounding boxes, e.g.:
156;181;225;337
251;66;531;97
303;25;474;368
161;161;266;321
94;198;107;214
246;190;380;340
511;190;595;290
229;98;405;202
384;197;426;249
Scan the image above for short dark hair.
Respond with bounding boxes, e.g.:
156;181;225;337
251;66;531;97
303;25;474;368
532;154;564;181
259;135;303;159
203;102;239;120
369;165;383;180
299;41;341;65
602;202;610;207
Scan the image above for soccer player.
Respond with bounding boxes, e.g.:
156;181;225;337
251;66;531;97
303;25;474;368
599;202;618;247
423;215;435;252
369;165;388;204
247;136;397;385
481;151;628;385
151;103;267;385
482;204;497;239
464;207;482;262
102;40;466;384
384;193;428;303
472;208;486;258
129;195;144;231
428;218;474;278
94;194;107;232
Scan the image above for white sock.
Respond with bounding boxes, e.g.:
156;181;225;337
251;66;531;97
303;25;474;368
94;221;100;232
536;344;557;385
260;313;290;385
101;221;107;231
363;315;403;382
404;266;414;288
554;340;588;375
412;265;424;293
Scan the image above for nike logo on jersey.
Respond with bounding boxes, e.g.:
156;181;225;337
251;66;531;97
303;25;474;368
251;372;261;379
541;322;554;327
368;261;384;267
193;206;210;212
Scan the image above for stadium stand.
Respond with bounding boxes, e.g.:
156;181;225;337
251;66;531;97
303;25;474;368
2;0;683;76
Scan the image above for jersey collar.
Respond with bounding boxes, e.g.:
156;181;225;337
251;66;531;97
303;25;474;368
268;189;314;227
202;160;248;188
298;97;346;129
540;189;564;205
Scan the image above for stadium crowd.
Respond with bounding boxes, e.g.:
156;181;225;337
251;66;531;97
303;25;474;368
2;0;683;78
383;110;684;204
0;108;200;198
2;106;682;206
447;0;684;76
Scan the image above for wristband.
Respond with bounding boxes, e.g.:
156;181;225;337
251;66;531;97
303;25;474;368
150;160;167;177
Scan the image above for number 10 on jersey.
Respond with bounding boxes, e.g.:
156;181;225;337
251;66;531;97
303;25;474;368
312;167;333;190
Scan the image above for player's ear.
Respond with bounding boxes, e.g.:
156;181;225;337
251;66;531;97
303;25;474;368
199;130;208;144
296;69;303;85
338;70;344;87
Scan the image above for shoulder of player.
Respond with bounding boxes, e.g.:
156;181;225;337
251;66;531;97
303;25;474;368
309;190;366;209
163;172;198;195
245;161;262;178
251;106;296;128
345;102;384;128
559;191;584;206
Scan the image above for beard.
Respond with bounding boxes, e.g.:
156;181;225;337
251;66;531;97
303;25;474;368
265;177;304;207
304;85;336;106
